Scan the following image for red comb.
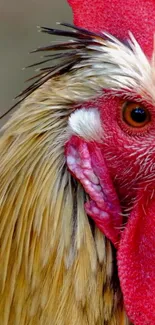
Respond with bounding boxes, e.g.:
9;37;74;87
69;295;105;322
68;0;155;57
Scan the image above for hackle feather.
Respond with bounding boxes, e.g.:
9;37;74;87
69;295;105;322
0;23;137;324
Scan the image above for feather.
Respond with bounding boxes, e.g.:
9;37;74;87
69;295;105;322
2;23;154;121
0;59;130;323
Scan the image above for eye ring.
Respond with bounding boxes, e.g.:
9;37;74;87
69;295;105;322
122;102;151;128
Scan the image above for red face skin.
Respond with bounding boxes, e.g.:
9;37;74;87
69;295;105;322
66;1;155;324
99;97;155;206
98;97;155;324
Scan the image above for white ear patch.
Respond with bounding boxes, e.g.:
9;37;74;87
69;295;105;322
68;108;104;142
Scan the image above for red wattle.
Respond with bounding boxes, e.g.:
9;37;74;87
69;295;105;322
68;0;155;57
118;192;155;325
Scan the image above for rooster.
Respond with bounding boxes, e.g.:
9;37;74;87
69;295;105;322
0;0;155;324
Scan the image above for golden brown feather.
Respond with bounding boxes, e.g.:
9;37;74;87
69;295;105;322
0;26;133;324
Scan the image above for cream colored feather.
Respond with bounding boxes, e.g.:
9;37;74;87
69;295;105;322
0;34;135;324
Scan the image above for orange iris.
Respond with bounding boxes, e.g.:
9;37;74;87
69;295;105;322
123;102;151;128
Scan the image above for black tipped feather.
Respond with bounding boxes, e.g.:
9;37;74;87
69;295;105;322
31;42;87;53
1;23;106;119
58;22;102;38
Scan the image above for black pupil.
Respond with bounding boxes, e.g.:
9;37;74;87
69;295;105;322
130;107;147;123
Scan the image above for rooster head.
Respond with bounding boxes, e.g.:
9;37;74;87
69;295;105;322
1;1;155;324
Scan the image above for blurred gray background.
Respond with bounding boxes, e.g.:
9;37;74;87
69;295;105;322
0;0;72;126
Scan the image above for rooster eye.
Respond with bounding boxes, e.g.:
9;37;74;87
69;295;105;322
123;102;151;128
